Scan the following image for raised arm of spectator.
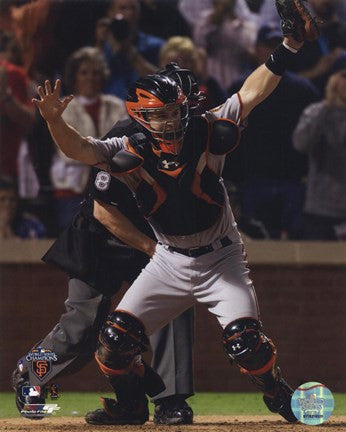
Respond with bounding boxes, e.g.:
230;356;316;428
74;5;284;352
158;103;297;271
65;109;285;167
127;45;157;76
109;35;157;77
238;36;303;118
93;199;156;257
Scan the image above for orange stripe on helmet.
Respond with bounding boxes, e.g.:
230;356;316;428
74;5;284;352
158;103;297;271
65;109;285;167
126;88;165;120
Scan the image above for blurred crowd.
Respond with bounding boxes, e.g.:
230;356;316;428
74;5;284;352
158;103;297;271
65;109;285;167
0;0;345;241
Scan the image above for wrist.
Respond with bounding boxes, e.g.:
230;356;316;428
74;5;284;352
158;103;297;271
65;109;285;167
282;40;299;54
265;43;300;76
145;242;157;257
283;36;303;51
46;115;63;127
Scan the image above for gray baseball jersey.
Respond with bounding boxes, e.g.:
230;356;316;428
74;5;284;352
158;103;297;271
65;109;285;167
87;93;259;334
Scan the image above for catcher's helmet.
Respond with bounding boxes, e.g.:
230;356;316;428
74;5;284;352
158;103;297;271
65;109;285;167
126;74;189;155
159;62;205;111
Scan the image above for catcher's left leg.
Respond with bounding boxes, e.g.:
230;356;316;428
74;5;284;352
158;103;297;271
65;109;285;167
223;318;297;423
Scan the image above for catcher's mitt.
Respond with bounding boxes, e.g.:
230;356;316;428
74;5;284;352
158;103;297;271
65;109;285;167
275;0;319;42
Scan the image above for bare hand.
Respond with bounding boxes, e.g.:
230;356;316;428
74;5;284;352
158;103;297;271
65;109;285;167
32;79;73;123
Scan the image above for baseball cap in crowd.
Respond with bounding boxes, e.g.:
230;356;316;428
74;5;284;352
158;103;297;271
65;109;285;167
257;24;283;44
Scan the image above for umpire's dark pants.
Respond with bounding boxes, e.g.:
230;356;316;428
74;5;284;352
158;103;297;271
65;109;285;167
20;278;194;401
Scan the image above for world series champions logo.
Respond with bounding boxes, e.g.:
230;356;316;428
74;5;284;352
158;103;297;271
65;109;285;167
291;382;334;425
26;347;58;381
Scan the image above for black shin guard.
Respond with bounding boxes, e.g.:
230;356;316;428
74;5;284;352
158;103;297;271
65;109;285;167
223;318;276;382
223;318;297;422
95;311;165;404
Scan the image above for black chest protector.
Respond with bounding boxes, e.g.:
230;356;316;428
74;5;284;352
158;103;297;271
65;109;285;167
127;116;239;236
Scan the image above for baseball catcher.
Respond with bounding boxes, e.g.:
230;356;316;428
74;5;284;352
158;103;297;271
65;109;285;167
31;1;320;426
12;65;202;426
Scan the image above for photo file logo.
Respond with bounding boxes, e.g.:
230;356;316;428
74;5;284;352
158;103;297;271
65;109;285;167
21;404;61;416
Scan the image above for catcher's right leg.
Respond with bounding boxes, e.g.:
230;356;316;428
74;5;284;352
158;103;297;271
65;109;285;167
85;310;165;425
223;318;297;423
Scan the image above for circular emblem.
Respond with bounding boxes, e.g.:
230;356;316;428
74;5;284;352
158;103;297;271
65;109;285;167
95;171;111;191
291;381;334;425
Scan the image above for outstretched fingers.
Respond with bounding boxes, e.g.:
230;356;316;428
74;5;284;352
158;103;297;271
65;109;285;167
37;85;45;100
62;94;74;109
45;80;52;95
32;79;73;112
53;79;61;95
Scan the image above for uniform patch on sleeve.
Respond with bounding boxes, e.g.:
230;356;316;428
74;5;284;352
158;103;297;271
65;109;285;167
95;171;111;191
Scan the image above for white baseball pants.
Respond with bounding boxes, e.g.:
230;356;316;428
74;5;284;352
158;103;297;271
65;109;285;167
117;240;260;335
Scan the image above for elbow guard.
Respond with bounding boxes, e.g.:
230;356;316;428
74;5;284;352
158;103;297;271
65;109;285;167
109;133;147;174
110;150;143;174
209;119;240;155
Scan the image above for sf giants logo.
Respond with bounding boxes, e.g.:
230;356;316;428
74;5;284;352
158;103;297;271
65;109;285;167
32;360;51;381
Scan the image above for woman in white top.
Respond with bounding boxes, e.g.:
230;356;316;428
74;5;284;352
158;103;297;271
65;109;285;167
51;46;128;231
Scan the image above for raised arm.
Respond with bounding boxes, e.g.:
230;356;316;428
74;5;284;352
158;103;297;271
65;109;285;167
238;36;303;119
32;79;106;165
238;0;320;119
93;200;156;257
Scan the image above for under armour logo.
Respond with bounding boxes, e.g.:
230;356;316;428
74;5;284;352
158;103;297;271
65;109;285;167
160;159;180;170
161;159;170;169
232;343;241;351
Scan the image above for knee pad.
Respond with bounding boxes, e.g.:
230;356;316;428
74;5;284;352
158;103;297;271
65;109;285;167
223;318;276;376
96;311;149;375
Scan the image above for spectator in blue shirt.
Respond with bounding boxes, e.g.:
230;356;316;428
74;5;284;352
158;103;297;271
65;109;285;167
99;0;164;100
225;24;321;239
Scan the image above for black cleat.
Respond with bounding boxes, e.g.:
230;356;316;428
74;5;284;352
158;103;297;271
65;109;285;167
154;396;193;425
263;378;297;423
12;368;47;420
85;397;149;425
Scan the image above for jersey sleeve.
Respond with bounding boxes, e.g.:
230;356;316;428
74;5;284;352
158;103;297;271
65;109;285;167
86;135;127;161
203;93;245;127
91;168;131;207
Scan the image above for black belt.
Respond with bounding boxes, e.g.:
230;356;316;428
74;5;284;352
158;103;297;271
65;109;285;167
167;236;232;258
